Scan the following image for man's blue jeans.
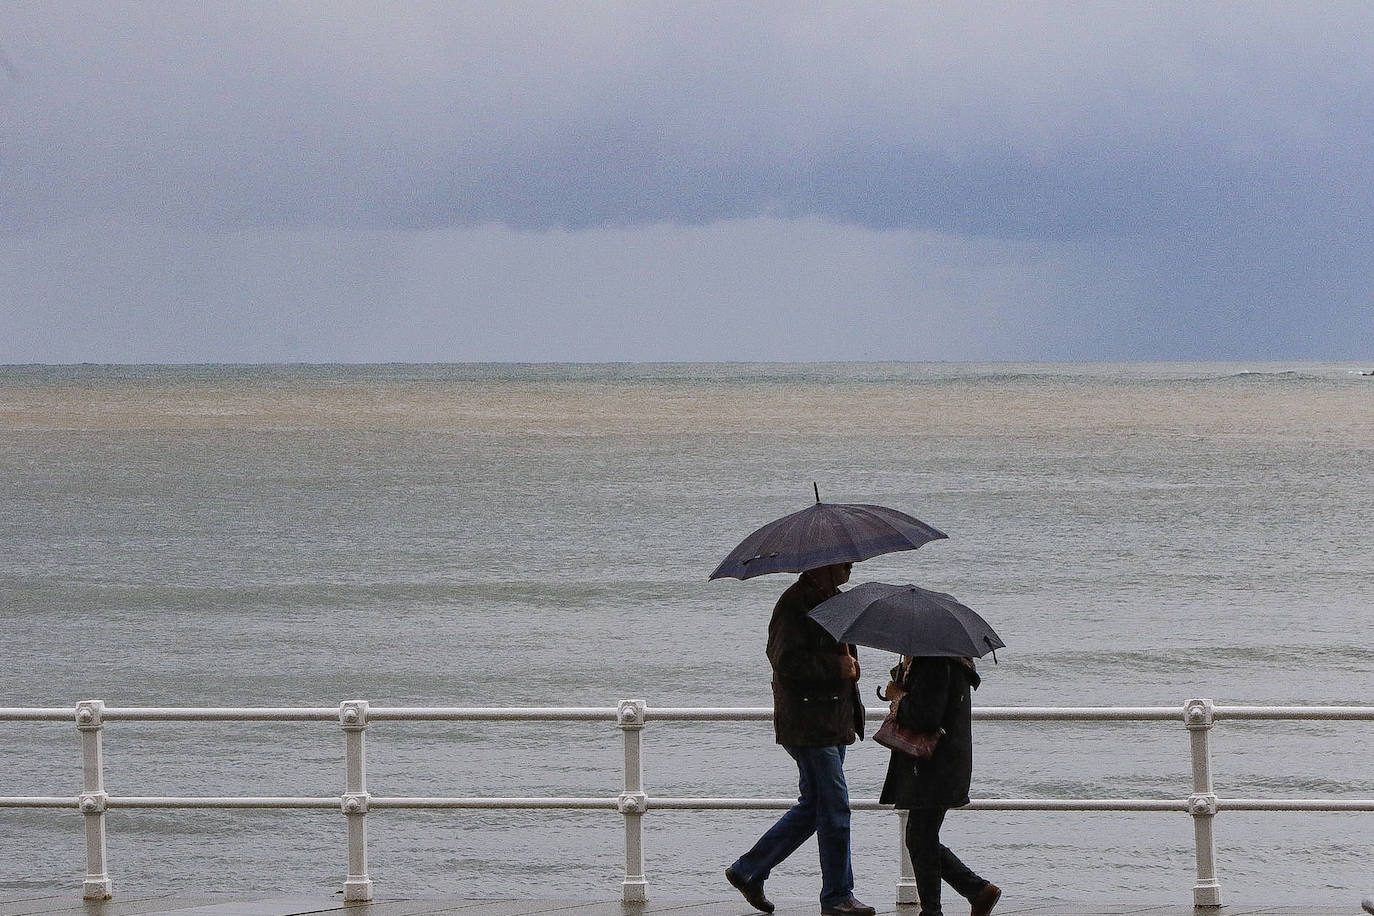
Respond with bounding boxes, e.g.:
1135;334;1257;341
730;744;854;907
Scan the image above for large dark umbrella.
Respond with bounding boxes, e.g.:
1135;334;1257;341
708;488;947;580
807;582;1004;659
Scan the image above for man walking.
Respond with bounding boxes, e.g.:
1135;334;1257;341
726;561;875;916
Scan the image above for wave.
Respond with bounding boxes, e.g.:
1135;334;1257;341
1018;642;1371;667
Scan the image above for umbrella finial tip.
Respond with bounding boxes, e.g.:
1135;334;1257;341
813;481;820;503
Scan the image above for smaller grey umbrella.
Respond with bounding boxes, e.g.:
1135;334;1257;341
808;581;1004;659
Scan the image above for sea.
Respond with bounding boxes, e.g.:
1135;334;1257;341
1;361;1371;906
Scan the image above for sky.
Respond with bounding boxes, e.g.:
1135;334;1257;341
2;1;1372;364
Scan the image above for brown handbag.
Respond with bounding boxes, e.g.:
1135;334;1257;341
874;658;941;760
873;713;941;760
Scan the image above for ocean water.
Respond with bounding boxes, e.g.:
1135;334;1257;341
1;361;1371;905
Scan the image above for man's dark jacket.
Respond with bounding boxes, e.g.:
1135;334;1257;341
878;656;980;809
766;575;865;747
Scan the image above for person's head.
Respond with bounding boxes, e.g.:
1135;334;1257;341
803;561;852;590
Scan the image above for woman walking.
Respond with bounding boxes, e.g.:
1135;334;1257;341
879;655;1001;916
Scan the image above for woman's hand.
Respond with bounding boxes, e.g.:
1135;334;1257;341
883;680;906;703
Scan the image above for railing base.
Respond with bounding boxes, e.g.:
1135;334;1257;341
344;877;374;902
82;877;113;900
622;878;647;903
1193;881;1222;907
896;880;920;905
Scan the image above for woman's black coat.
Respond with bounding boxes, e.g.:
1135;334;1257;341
878;656;981;810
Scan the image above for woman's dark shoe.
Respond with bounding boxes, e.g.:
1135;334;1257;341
725;866;774;913
970;882;1001;916
820;898;876;916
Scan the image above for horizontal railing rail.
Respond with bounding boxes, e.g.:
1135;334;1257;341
2;700;1371;906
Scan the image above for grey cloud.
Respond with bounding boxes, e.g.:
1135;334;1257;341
5;2;1372;241
2;2;1371;363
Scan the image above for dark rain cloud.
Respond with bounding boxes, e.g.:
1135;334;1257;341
4;3;1371;238
2;2;1372;362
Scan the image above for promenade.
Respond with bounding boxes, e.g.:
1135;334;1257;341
1;894;1368;916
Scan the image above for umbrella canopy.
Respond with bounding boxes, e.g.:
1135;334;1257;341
807;581;1004;659
708;497;947;581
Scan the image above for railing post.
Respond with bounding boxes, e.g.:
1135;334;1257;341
75;700;113;900
895;809;919;904
1185;698;1222;907
617;698;648;903
339;700;373;902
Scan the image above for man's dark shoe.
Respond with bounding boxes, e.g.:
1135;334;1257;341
970;882;1002;916
725;866;774;914
820;898;876;916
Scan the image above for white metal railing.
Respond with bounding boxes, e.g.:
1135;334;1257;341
2;699;1373;907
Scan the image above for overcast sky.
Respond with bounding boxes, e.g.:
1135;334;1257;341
2;2;1372;363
